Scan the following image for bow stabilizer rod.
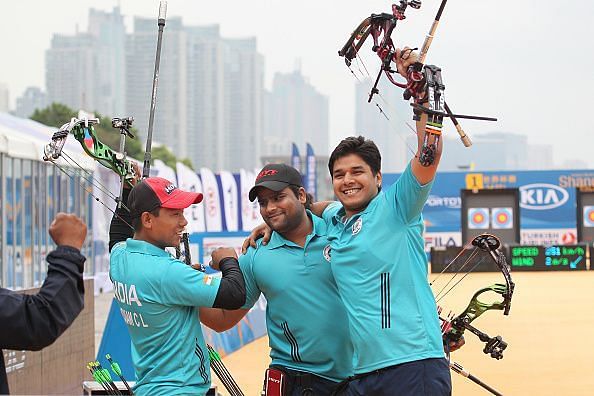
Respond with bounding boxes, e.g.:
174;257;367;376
142;1;167;178
449;361;503;396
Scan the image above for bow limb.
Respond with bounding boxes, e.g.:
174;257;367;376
471;234;515;315
44;117;135;184
439;234;515;360
338;16;372;65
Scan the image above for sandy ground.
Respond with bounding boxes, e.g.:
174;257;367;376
209;272;594;395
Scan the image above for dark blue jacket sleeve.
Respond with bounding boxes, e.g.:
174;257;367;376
0;246;86;351
0;246;85;393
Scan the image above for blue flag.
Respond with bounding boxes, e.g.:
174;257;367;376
291;143;301;173
305;143;317;200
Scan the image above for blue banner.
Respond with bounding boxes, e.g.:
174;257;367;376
305;143;317;200
291;143;301;173
383;169;594;232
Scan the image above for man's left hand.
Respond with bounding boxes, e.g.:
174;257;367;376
446;336;465;353
394;46;419;78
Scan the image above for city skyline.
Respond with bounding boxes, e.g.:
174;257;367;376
20;6;332;174
1;1;593;168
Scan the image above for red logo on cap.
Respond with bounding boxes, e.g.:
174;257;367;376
256;169;278;180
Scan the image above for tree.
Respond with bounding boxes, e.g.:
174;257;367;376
31;103;76;128
30;103;193;170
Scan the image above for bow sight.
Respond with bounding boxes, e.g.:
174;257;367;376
112;116;134;134
394;0;421;16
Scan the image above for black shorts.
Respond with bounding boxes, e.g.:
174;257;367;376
340;358;451;396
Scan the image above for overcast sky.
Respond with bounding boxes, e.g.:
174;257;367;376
1;0;593;167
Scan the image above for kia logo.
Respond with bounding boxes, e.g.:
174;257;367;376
519;183;568;210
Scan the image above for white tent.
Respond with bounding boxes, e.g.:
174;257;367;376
0;112;94;169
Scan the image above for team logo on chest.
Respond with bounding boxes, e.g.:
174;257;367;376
352;217;363;235
323;245;332;262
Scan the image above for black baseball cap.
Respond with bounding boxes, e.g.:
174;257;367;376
128;177;203;217
248;163;303;202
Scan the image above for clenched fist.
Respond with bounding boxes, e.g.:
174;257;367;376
210;247;238;271
49;213;87;250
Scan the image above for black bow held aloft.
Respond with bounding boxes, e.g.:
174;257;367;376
338;0;497;167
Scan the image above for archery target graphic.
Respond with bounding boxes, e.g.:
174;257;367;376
491;207;513;229
468;208;489;229
584;206;594;227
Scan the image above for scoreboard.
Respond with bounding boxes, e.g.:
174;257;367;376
507;245;588;271
430;244;589;273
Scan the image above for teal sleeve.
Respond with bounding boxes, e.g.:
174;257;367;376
385;163;434;224
240;249;261;309
110;241;126;255
159;259;221;307
322;201;342;224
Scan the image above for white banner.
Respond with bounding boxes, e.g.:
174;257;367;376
202;236;246;266
240;169;262;231
520;228;578;245
92;165;120;274
200;167;223;232
176;162;206;233
424;231;462;253
151;159;177;183
240;169;252;231
219;171;239;231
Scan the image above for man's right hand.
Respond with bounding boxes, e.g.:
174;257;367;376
210;247;238;271
125;162;142;190
49;213;87;250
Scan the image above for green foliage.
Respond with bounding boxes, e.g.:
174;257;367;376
31;102;76;127
29;103;194;170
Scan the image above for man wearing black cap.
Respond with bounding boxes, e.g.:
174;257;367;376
109;176;246;396
200;164;353;396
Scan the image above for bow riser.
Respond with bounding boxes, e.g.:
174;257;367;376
71;125;134;181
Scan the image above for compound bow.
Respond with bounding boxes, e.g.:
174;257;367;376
436;234;515;357
432;233;515;395
338;0;496;167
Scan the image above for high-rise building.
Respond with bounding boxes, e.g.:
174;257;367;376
185;26;225;170
125;17;187;156
0;83;9;113
88;7;127;116
45;7;126;116
46;9;266;171
126;20;264;172
264;70;329;158
46;33;96;112
222;38;264;172
15;87;48;118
